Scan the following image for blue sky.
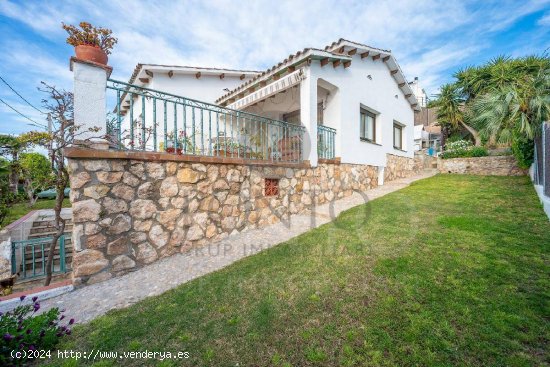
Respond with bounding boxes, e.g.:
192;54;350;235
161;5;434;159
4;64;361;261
0;0;549;136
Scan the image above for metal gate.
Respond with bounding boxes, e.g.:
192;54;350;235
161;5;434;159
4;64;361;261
11;235;67;280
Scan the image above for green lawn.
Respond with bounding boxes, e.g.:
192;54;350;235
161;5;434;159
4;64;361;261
45;175;549;366
1;198;71;229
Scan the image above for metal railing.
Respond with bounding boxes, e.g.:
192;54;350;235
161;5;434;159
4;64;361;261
106;79;306;163
317;125;336;159
11;235;67;280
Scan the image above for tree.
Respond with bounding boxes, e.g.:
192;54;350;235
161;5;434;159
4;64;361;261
0;132;51;195
469;67;550;167
0;158;10;225
19;153;53;206
39;81;103;286
0;135;24;195
430;84;481;147
39;83;73;286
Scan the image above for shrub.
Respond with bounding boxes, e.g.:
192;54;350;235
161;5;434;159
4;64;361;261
511;133;534;169
468;146;489;157
0;296;74;366
440;140;488;159
62;22;117;54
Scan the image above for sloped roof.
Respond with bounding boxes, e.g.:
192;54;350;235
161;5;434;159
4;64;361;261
215;48;351;104
323;39;419;111
216;38;420;111
128;63;261;85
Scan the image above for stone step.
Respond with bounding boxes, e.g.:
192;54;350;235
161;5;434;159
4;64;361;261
32;219;73;228
27;231;72;239
30;225;73;235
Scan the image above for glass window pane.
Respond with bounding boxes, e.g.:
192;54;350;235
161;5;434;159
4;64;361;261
394;125;402;148
360;113;365;139
367;115;374;141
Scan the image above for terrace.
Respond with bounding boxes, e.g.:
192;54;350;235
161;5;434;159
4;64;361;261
106;75;337;163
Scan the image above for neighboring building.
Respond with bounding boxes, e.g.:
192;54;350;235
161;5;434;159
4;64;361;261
413;106;440;154
408;77;428;108
119;38;420;175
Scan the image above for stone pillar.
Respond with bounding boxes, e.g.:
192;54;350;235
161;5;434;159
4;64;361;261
70;58;112;149
300;69;318;166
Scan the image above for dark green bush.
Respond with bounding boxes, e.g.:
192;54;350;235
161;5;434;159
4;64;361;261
511;133;534;169
468;146;489;157
0;296;73;366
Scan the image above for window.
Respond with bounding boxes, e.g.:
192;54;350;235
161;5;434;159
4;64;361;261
265;178;279;196
393;123;403;150
360;108;376;142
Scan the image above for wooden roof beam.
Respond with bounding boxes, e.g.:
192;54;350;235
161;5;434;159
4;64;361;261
382;56;390;62
338;46;345;53
390;70;398;75
405;94;412;98
320;58;329;67
343;60;351;68
333;60;341;68
139;78;149;83
195;72;201;79
360;51;370;59
398;82;406;87
348;48;357;56
144;70;153;77
168;70;174;78
240;74;246;80
219;73;225;80
287;65;296;73
372;54;380;61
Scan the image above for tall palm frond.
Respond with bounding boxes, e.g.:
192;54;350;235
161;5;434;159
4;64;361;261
470;67;550;143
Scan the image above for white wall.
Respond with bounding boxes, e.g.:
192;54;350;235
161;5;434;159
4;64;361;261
309;55;415;167
150;73;254;104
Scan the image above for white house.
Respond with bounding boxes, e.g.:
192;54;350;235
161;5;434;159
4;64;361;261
116;38;420;179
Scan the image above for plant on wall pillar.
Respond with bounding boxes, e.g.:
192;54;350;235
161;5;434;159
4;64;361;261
62;21;117;65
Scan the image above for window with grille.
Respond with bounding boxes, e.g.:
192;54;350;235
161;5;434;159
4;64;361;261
265;178;279;196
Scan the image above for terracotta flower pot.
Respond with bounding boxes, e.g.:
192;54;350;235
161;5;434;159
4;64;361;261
75;45;108;65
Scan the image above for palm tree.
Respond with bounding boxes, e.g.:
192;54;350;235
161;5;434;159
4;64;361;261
470;67;550;144
430;83;481;147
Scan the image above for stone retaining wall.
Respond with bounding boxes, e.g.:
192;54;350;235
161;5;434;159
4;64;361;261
385;154;420;181
438;155;527;176
68;154;381;286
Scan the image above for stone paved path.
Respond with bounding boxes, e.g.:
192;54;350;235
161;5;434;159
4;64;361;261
40;170;437;323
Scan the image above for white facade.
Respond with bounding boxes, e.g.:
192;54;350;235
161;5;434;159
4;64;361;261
117;40;419;171
304;56;415;166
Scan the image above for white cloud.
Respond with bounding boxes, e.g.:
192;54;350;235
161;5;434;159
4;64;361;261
0;0;548;134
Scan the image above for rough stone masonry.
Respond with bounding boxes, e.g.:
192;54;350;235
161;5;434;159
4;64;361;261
67;152;418;286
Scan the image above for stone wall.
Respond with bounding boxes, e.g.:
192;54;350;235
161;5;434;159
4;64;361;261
438;155;528;176
67;152;379;286
0;230;11;281
385;154;420;181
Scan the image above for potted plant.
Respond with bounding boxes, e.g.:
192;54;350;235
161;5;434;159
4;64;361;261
62;22;117;65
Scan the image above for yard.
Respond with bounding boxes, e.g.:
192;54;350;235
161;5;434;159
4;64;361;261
0;198;71;229
45;175;549;366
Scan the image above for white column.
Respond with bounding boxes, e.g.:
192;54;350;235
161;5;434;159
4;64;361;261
300;69;318;166
71;59;111;149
